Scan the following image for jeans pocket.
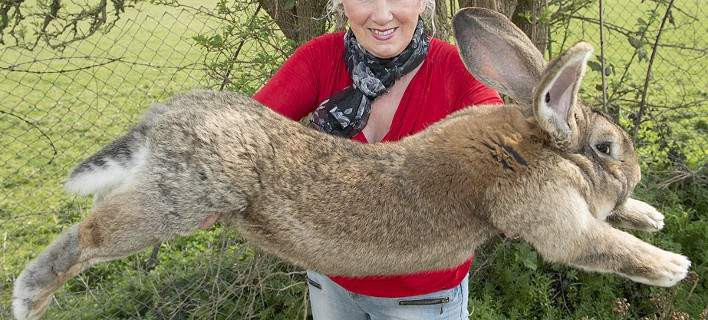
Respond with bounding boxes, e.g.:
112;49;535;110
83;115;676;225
397;296;450;306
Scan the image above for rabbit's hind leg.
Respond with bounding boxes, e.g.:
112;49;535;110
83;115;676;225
12;190;189;320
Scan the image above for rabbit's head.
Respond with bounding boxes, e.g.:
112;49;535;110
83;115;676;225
453;8;641;216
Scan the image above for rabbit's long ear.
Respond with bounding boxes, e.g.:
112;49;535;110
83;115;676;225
533;42;593;148
452;7;546;106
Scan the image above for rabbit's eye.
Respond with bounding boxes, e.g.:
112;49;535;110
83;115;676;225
595;142;612;155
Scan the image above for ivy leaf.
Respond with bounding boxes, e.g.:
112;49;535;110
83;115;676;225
519;11;534;23
515;243;539;271
522;251;538;271
209;34;224;47
638;47;648;61
588;59;613;76
668;10;675;26
588;60;603;72
192;34;208;45
628;36;642;49
539;8;553;23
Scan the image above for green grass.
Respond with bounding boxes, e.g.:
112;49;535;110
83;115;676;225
562;0;707;163
0;0;221;314
1;0;706;319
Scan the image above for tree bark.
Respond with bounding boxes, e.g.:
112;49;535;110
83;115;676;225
434;0;452;40
511;0;548;53
260;0;547;53
258;0;328;45
295;0;328;43
259;0;297;41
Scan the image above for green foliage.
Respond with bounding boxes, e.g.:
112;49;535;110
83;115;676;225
469;223;706;319
0;0;705;319
0;0;133;50
36;229;308;320
191;0;297;94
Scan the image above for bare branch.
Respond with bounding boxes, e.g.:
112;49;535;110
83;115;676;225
0;55;206;73
219;3;262;91
598;0;608;115
565;15;705;54
631;0;677;142
0;0;130;50
0;109;57;165
605;1;663;105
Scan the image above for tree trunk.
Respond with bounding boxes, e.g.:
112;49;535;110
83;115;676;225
259;0;297;41
511;0;548;53
434;0;452;40
458;0;548;54
258;0;328;45
295;0;328;44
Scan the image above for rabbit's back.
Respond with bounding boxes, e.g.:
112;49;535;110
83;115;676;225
134;91;378;235
137;91;295;219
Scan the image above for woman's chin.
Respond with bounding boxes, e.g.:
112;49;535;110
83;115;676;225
367;44;405;59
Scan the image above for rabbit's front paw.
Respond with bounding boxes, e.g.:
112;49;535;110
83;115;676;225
625;248;690;287
630;199;665;231
611;198;665;232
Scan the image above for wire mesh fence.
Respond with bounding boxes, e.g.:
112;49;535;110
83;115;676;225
557;0;706;154
1;4;214;210
1;0;215;281
0;0;705;318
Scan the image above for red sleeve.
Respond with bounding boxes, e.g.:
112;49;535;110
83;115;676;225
253;39;321;121
444;44;503;110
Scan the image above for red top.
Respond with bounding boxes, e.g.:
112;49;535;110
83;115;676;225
254;32;502;297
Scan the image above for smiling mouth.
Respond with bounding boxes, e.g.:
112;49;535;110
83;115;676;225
369;27;397;40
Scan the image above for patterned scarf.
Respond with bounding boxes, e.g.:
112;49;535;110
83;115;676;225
310;19;430;138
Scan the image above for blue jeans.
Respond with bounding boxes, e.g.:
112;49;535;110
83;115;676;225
307;270;469;320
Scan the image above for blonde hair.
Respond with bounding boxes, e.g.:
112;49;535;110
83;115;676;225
326;0;437;34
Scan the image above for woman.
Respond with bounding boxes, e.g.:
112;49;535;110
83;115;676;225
253;0;502;318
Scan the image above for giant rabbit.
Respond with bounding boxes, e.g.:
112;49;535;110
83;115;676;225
13;7;690;320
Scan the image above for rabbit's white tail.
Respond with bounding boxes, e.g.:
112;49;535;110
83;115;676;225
64;103;168;196
64;145;148;195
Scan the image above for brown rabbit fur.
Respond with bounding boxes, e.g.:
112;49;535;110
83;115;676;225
12;7;689;320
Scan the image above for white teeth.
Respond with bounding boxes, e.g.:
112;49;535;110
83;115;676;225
371;28;395;37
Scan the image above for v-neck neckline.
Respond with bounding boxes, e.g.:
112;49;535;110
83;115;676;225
359;61;426;144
